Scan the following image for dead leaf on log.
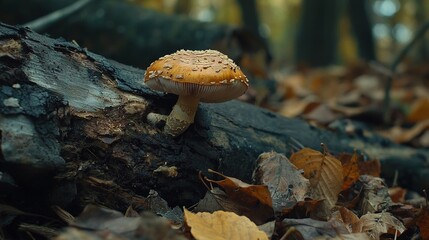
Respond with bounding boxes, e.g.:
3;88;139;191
183;209;268;240
197;170;274;224
252;152;310;213
195;187;273;224
290;147;343;218
337;152;360;190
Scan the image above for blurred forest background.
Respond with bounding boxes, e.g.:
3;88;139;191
137;0;429;67
1;0;429;144
2;0;427;67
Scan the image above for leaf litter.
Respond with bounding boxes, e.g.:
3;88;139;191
50;145;427;240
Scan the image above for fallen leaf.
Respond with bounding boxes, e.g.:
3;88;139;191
279;218;349;239
258;221;275;239
388;187;407;203
407;97;429;123
194;187;271;224
184;209;268;240
201;170;274;224
332;207;405;238
357;212;405;239
279;99;320;118
378;120;429;144
303;104;342;124
290;147;343;218
389;203;421;227
65;205;185;240
281;198;322;218
331;207;360;233
358;159;381;177
252;152;310;213
416;207;429;240
358;175;392;213
337;152;360;190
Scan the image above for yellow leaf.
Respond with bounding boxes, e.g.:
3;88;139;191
184;209;268;240
290;147;343;218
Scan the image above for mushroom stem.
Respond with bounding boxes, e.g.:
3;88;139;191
164;95;200;136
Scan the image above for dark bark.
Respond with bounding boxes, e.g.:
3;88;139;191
347;0;376;61
294;0;341;67
1;23;429;216
236;0;273;63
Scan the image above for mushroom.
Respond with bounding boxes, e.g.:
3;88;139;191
144;49;249;137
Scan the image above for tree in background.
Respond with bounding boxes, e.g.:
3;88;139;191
294;0;375;67
236;0;272;64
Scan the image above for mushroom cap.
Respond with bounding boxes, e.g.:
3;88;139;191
144;49;249;103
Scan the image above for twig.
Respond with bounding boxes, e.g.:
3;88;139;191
383;21;429;123
23;0;93;32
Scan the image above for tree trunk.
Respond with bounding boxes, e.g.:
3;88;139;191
347;0;376;61
294;0;341;67
1;23;428;215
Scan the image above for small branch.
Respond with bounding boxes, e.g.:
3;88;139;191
23;0;93;32
383;21;429;123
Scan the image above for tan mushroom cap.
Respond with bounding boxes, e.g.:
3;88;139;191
144;49;249;103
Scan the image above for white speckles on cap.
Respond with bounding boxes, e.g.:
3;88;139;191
144;49;248;102
163;63;173;69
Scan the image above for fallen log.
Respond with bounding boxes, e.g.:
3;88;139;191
0;23;428;215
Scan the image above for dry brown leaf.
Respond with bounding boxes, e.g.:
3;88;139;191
407;97;429;123
333;207;405;239
358;159;381;177
290;147;343;218
184;209;268;240
203;170;274;224
252;152;310;213
194;187;272;225
337;152;360;190
359;175;392;214
279;99;320;118
389;203;421;228
207;170;272;209
281;198;322;218
278;73;308;99
378;120;429;144
388;187;407;203
302;104;342;124
357;212;405;239
280;218;349;239
331;207;360;233
416;207;429;240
